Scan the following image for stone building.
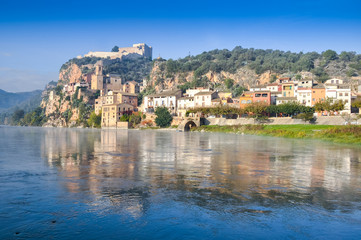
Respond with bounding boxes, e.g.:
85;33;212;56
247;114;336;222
95;91;138;115
91;65;104;90
122;81;140;94
101;103;134;128
85;43;152;60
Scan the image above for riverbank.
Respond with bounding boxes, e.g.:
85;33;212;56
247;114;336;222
191;124;361;144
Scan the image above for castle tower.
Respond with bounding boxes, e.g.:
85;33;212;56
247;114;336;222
91;65;104;90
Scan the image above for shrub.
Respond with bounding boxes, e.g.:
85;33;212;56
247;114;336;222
155;107;173;127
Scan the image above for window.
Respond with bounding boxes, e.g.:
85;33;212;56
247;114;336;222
312;98;315;101
339;93;343;96
255;93;261;97
241;100;246;104
262;94;268;97
345;93;349;96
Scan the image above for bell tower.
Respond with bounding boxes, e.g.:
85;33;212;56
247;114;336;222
91;65;104;90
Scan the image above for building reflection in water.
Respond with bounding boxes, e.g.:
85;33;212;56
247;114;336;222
42;128;361;216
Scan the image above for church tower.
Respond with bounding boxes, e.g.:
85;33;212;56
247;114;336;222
91;65;104;90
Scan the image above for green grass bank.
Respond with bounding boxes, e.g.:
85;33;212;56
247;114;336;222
191;124;361;144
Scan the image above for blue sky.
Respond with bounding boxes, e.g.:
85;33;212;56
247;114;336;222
0;0;361;92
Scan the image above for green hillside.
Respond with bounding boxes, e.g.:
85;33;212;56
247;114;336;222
0;89;42;112
158;47;361;82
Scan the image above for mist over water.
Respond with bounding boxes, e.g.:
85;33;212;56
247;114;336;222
1;127;361;239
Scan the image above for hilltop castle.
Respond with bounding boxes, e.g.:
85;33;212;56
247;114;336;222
84;43;152;60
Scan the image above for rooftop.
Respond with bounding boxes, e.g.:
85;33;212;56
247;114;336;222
194;91;215;96
277;97;297;100
148;89;182;97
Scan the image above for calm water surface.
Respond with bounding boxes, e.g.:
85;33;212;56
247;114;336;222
1;126;361;239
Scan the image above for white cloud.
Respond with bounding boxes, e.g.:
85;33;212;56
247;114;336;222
0;68;58;92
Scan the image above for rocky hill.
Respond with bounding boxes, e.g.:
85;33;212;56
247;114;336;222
58;57;152;85
5;46;361;128
146;48;361;94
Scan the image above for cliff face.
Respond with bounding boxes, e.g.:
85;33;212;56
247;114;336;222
149;61;288;91
41;87;95;127
59;63;83;84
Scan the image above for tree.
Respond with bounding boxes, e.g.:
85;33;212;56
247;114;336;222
346;69;357;77
155;107;173;127
352;100;361;113
225;78;234;89
111;46;119;52
322;50;337;61
87;111;101;128
129;113;142;126
244;103;268;119
270;75;278;83
12;109;24;125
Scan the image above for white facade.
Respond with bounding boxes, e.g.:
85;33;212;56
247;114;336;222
297;89;312;107
194;92;217;107
266;84;280;92
177;97;194;109
185;88;211;97
325;85;351;113
250;86;268;92
298;79;313;89
325;78;344;85
143;89;182;114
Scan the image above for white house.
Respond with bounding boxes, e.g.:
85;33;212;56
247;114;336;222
143;89;182;115
194;91;218;107
297;88;312;107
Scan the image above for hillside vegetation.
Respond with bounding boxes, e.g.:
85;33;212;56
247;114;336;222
160;48;361;79
0;89;42;112
149;47;361;94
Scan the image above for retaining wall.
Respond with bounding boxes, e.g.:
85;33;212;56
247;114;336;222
204;116;347;126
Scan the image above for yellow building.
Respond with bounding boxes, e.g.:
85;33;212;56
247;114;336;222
239;95;253;108
218;92;233;105
282;82;295;97
95;91;138;115
101;103;134;128
122;81;140;94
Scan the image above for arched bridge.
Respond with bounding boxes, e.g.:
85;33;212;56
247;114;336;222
177;117;201;131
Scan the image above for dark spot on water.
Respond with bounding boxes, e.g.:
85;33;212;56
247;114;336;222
105;152;132;157
52;220;56;223
15;232;20;235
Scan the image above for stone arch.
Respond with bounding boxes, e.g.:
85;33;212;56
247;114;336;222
184;121;197;131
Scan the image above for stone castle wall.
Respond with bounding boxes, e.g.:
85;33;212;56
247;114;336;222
84;43;152;59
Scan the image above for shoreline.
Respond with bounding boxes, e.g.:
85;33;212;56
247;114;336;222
3;124;361;145
189;124;361;145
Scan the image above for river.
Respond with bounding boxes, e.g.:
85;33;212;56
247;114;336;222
1;126;361;239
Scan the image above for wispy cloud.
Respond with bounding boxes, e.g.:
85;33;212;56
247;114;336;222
0;68;57;92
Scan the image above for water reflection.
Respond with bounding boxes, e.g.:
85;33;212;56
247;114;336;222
42;128;361;217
